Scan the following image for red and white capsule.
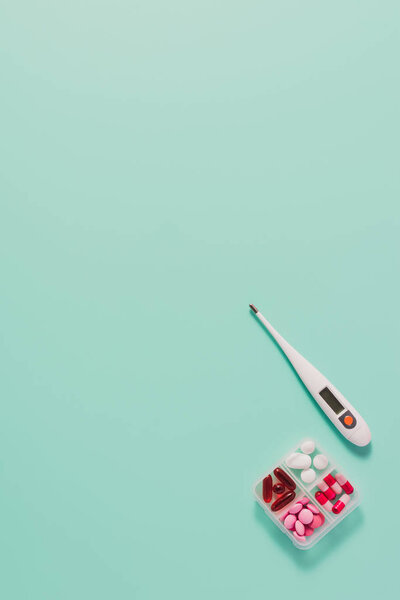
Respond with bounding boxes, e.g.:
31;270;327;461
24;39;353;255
317;480;336;500
315;491;333;512
332;493;350;514
324;473;342;495
335;473;354;494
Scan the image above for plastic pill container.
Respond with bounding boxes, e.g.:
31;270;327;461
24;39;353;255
253;439;361;550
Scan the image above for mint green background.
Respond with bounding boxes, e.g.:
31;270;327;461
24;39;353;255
1;1;399;598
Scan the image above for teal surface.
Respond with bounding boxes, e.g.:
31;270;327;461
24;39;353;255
1;1;399;598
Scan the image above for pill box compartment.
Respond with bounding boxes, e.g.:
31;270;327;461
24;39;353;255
253;439;360;550
284;442;331;485
310;467;358;518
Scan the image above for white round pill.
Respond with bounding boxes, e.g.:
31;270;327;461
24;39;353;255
313;454;328;470
301;468;316;483
286;453;312;470
300;440;315;454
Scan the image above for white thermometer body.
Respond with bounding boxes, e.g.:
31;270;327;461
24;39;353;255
250;305;371;447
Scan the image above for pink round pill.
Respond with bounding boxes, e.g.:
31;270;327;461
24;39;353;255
299;497;309;505
298;508;313;524
306;503;319;514
289;503;302;514
284;514;297;530
304;526;314;536
311;514;324;528
279;510;290;522
293;532;306;542
295;520;305;536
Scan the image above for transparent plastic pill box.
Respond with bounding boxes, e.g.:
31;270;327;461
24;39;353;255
253;439;361;550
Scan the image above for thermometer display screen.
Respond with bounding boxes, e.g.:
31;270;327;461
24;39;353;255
319;387;344;415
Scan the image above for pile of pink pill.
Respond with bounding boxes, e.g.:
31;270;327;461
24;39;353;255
280;497;325;542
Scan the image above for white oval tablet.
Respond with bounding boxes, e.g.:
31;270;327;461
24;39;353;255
313;454;328;470
286;453;312;470
301;468;316;483
300;440;315;454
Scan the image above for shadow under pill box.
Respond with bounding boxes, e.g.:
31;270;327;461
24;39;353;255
253;438;360;550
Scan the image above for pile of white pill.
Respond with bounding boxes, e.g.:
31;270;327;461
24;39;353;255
285;440;328;484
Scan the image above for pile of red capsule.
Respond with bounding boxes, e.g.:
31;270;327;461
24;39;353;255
315;472;354;514
262;468;297;512
280;498;325;542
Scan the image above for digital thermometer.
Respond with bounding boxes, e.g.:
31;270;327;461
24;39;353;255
250;305;371;447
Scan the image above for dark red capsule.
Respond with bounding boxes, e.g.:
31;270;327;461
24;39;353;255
271;490;295;512
262;474;273;503
272;483;285;495
274;468;296;490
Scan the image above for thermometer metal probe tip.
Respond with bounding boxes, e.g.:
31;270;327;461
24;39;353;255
249;304;258;313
